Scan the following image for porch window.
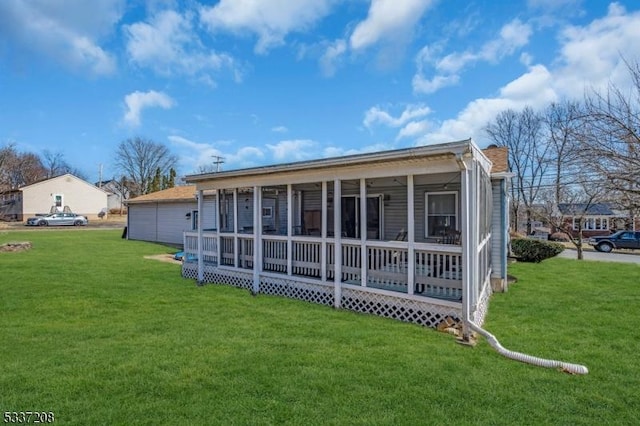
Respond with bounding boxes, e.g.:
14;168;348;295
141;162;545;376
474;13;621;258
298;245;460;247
425;191;458;237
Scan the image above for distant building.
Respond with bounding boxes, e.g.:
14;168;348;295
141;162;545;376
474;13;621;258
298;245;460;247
20;174;108;221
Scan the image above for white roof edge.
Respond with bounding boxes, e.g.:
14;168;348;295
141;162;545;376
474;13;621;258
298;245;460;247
19;173;110;194
185;138;474;183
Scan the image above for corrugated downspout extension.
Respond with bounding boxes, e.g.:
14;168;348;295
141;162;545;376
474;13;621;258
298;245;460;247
467;322;589;375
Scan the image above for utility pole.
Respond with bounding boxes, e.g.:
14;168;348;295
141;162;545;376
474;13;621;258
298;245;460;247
98;164;103;187
212;156;225;172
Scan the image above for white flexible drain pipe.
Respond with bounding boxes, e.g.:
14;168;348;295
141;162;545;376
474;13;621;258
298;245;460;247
468;322;589;375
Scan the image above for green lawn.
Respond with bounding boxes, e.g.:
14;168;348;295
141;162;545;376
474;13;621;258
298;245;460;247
1;230;639;425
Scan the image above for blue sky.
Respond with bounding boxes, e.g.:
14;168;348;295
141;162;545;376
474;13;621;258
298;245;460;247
1;0;640;183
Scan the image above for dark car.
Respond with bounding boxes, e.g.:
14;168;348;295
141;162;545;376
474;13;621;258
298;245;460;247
26;212;89;226
588;231;640;252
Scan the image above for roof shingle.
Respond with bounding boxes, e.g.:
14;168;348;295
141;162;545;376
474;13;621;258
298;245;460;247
126;186;196;204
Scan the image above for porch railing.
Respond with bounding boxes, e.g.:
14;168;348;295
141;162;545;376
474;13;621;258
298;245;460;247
184;232;462;301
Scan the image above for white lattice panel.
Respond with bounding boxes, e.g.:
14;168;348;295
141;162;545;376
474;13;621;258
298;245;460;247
341;288;462;328
260;276;334;306
473;279;492;326
183;263;464;328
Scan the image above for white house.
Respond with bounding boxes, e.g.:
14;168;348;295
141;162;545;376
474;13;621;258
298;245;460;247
20;174;108;220
179;139;510;337
126;185;217;245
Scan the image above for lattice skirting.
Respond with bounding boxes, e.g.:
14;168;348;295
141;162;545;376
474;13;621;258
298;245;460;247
341;288;462;328
182;262;253;290
473;278;493;326
260;276;334;307
183;263;463;328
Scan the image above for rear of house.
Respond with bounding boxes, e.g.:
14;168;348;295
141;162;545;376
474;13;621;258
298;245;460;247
180;139;511;335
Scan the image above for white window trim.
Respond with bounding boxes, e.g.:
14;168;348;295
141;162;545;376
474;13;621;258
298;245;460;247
425;191;458;238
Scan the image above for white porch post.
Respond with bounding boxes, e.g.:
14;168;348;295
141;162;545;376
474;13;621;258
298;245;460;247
233;189;239;268
197;188;204;283
252;186;262;294
216;189;221;266
321;181;327;281
460;156;476;338
333;178;342;308
287;184;293;276
360;178;367;287
407;174;415;295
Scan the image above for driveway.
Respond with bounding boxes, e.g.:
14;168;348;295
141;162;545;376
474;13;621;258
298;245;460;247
558;248;640;264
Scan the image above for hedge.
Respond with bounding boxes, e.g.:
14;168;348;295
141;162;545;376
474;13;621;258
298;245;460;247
511;237;564;263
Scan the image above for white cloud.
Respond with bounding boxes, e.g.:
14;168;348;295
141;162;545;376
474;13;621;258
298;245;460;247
413;18;532;94
349;0;434;51
419;65;556;145
169;135;266;171
200;0;334;54
124;9;240;84
267;140;316;161
364;104;431;129
553;3;640;96
396;120;430;141
322;143;391;159
420;4;640;146
271;126;288;133
0;0;121;75
319;39;347;77
123;90;175;127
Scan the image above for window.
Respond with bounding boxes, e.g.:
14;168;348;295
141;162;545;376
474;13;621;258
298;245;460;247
573;217;609;231
425;191;458;237
191;210;198;230
53;194;63;211
262;206;273;218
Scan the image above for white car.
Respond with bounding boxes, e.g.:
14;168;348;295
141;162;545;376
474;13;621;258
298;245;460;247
26;213;89;226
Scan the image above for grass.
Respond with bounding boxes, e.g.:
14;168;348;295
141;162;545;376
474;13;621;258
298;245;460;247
1;230;639;425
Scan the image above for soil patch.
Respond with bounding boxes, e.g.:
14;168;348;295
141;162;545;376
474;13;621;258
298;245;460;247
143;254;181;265
0;241;32;253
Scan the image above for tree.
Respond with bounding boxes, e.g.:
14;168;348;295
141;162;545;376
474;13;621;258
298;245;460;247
0;147;46;190
114;137;178;196
580;59;640;223
41;150;87;180
485;107;549;234
543;100;583;206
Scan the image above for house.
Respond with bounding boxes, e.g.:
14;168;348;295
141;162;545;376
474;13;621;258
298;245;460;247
19;174;108;221
179;139;510;335
0;189;23;221
557;203;633;238
96;179;127;213
126;185;217;246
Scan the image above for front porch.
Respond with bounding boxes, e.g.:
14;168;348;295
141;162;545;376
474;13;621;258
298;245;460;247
182;140;498;330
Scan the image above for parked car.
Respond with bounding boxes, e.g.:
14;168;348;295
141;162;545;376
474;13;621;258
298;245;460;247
26;213;89;226
588;231;640;252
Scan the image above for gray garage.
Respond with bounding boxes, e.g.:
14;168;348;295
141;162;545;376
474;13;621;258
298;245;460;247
126;186;216;246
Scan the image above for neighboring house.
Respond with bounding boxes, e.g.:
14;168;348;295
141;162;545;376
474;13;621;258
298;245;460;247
557;203;628;238
0;189;23;221
96;179;127;212
126;186;217;246
178;139;511;334
19;174;108;221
